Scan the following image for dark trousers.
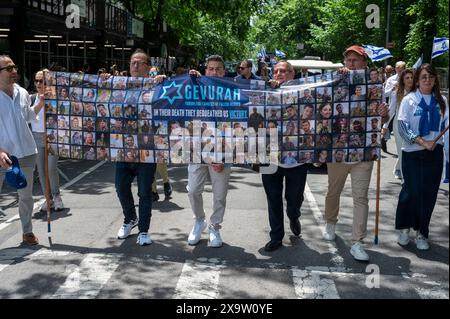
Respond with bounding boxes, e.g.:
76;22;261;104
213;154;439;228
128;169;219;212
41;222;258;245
395;145;443;238
262;165;308;242
115;162;157;233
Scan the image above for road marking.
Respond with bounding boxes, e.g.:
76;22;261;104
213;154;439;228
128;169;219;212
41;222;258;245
402;272;449;299
60;161;106;190
0;248;36;272
0;161;106;231
0;247;74;273
52;252;121;299
304;183;345;268
0;214;21;232
292;267;340;299
173;259;222;299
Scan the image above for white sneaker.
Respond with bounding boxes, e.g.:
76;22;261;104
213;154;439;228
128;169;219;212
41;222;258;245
53;195;64;211
117;218;138;239
323;223;336;241
136;232;152;246
187;219;207;245
209;226;223;248
38;199;53;212
416;233;430;250
397;228;410;246
350;242;369;261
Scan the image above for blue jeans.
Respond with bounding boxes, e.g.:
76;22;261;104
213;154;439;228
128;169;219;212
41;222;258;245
115;162;157;233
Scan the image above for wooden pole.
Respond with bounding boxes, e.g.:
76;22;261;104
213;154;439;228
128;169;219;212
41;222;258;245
42;70;52;244
374;158;381;244
432;125;449;145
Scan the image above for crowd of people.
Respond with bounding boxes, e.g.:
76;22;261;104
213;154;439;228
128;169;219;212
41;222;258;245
0;44;448;262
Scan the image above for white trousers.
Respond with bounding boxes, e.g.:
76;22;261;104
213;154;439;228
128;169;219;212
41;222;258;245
187;164;231;228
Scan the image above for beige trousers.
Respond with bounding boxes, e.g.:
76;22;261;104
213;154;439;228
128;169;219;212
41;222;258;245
325;161;373;243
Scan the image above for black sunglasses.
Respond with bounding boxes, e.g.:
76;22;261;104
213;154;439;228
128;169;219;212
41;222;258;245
0;65;18;72
34;79;44;84
239;66;247;70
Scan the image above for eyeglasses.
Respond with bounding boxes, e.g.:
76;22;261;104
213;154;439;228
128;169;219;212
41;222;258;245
34;79;44;84
239;66;248;70
0;65;18;72
419;75;436;81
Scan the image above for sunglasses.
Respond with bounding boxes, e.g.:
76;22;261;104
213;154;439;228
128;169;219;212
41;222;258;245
34;79;44;84
239;66;247;70
0;65;18;72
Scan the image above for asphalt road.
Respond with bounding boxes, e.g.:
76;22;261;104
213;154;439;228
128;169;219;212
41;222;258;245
0;141;448;301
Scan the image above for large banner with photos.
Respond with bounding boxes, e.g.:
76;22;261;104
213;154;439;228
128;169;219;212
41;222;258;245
43;70;382;164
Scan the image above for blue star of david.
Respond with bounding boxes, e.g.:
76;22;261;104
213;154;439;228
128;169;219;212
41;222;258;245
159;81;183;105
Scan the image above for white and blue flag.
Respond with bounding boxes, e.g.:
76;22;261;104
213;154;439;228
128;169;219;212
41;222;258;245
260;46;267;60
363;44;393;62
412;54;423;70
431;37;449;59
275;49;286;57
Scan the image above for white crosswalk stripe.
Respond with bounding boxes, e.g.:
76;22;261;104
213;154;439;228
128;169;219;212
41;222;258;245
0;246;448;299
52;252;122;299
173;259;223;299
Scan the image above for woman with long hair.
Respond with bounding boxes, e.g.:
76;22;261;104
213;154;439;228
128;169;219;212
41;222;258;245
395;64;449;250
383;69;415;180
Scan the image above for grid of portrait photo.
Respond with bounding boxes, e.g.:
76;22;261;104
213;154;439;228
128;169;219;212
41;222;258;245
44;71;382;164
44;71;161;163
245;70;382;165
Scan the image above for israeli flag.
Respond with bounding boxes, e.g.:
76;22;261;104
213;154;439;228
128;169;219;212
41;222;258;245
275;49;286;57
412;54;423;70
432;37;449;59
363;44;393;62
260;46;267;60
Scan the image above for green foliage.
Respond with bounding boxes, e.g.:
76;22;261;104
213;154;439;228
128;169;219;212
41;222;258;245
120;0;449;67
118;0;262;61
404;0;448;66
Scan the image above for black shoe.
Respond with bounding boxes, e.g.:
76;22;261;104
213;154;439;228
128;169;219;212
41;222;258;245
264;240;282;252
163;182;172;197
152;192;159;202
289;218;301;236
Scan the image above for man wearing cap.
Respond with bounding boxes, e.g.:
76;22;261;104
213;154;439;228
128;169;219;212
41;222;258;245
0;55;45;245
322;46;388;262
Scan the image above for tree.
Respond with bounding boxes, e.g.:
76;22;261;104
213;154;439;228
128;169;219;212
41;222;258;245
116;0;264;61
249;0;323;59
404;0;449;66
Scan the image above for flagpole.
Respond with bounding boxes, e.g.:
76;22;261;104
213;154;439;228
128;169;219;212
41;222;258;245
42;70;53;245
374;157;381;245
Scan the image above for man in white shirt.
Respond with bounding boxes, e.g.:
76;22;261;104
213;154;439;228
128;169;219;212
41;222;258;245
384;61;406;98
186;55;231;248
0;55;45;245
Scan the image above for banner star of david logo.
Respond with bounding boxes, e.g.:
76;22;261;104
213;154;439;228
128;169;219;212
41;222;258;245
159;81;183;105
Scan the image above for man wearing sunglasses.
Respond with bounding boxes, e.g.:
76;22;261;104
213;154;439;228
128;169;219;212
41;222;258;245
235;59;261;81
0;55;45;245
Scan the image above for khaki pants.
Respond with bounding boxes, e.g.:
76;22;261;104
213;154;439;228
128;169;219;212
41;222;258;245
152;163;169;193
325;161;373;243
0;154;37;234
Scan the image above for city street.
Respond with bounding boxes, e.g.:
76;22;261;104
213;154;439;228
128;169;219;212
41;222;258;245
0;137;448;300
